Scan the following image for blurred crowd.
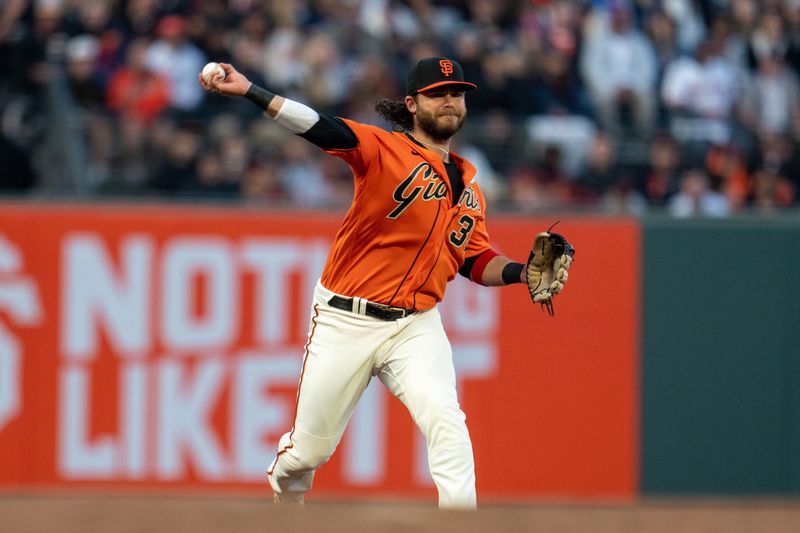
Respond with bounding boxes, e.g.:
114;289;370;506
1;0;800;215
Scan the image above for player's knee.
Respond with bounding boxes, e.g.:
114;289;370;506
273;448;332;477
282;436;338;473
276;431;293;452
416;396;468;435
274;428;340;471
296;447;334;471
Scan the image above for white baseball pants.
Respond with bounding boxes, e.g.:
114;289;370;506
267;281;476;509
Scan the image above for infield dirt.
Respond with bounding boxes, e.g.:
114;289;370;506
3;495;800;533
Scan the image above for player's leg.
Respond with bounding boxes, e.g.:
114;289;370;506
377;308;476;509
267;283;394;501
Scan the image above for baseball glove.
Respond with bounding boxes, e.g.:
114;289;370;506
526;231;575;316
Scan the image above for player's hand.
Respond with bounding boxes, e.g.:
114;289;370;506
198;63;251;97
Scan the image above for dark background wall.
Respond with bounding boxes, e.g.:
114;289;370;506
641;217;800;494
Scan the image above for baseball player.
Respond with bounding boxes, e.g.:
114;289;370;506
199;57;573;508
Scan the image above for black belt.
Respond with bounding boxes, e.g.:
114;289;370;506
327;295;416;321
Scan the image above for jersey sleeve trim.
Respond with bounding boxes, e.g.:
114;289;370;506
458;248;498;285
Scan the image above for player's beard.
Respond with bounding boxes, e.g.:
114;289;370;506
416;107;466;142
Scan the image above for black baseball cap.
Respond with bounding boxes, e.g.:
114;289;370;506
406;57;477;95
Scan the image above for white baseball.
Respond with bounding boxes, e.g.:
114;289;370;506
201;62;226;84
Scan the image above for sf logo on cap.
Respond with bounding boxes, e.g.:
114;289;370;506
439;59;454;77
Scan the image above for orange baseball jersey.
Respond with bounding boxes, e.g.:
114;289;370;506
319;119;491;311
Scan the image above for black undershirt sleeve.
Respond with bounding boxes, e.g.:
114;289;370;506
243;83;357;151
460;255;525;284
299;114;358;150
458;251;483;279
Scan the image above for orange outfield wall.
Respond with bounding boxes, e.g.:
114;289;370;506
0;203;639;501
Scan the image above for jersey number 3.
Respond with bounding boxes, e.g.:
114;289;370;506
449;214;475;247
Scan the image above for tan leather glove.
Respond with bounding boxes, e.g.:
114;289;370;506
526;231;575;316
